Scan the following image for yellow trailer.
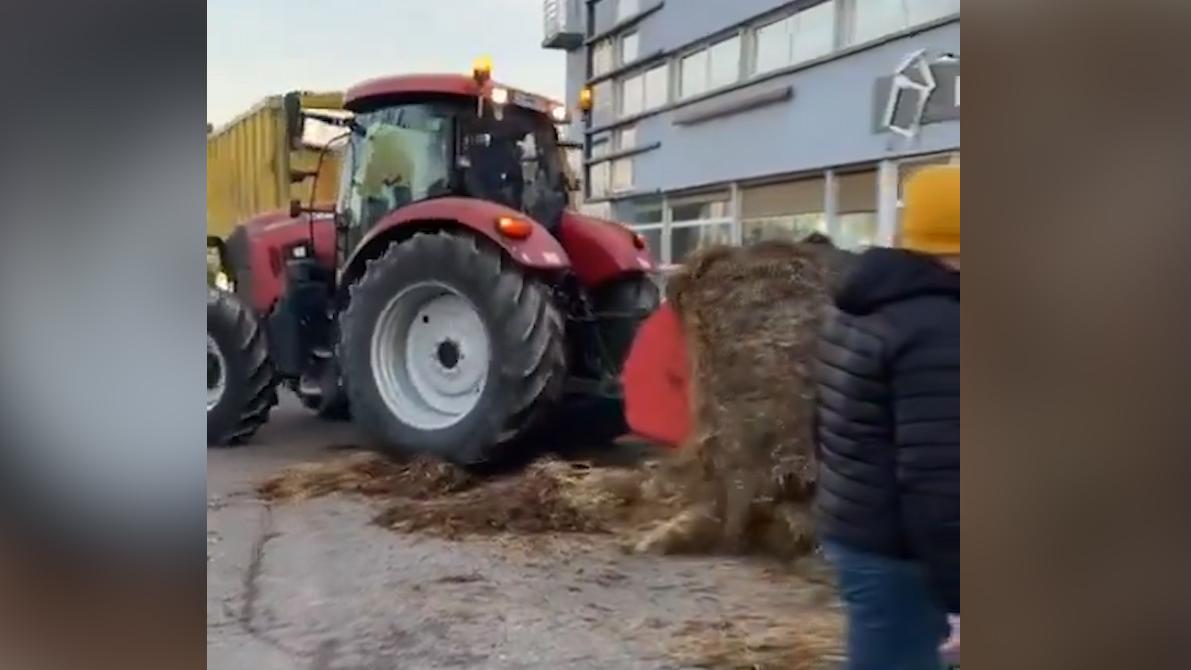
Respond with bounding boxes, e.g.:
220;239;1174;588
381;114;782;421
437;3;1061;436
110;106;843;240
207;90;345;244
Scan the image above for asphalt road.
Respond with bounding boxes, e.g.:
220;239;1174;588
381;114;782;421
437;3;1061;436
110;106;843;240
207;395;838;670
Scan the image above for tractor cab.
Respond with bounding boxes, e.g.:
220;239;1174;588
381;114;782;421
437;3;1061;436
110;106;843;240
303;65;573;256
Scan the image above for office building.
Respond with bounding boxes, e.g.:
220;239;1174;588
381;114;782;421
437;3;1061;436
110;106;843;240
543;0;960;264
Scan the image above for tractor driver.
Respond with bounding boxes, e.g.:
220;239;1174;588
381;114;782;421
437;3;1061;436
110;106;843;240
466;117;568;234
463;123;523;212
356;124;417;230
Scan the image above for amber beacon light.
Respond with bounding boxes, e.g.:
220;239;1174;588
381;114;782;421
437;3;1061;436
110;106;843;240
472;56;493;85
578;86;594;113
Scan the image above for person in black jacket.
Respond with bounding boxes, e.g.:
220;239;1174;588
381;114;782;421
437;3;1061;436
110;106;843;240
813;165;960;669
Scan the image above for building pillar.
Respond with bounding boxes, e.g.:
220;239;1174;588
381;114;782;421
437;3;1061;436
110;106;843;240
729;182;742;246
824;169;838;236
876;159;900;247
661;193;673;266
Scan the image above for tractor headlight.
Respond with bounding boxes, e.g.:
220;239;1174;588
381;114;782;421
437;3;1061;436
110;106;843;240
490;87;509;106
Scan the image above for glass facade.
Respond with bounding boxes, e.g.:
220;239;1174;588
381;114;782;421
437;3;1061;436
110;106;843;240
612;155;959;264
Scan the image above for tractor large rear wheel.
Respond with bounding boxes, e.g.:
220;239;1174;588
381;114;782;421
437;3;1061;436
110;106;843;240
207;288;278;446
340;232;567;466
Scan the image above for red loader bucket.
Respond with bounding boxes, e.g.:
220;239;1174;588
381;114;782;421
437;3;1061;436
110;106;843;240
620;302;692;448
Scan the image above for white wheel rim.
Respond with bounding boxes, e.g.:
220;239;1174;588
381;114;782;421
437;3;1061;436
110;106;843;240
370;282;491;431
207;334;227;412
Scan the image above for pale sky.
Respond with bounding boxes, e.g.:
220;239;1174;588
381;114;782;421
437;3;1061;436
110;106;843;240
207;0;567;127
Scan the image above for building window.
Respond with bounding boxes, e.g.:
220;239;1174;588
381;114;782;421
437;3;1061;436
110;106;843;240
680;50;708;99
590;132;612;160
619;72;645;117
754;17;791;75
611;157;634;193
671;192;730;222
708;36;742;90
741;176;828;243
628;196;663;224
589;161;611;200
848;0;960;47
644;63;669;110
593;38;615;77
753;1;838;76
834;169;878;250
672;223;734;263
622;64;668;117
592;80;613;123
617;0;640;22
680;35;742;99
625;196;664;258
615;126;637;151
669;191;733;263
621;31;640;65
792;1;838;63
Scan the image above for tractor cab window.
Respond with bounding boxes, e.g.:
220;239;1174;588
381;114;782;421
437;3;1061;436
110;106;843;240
462;106;568;230
344;103;453;231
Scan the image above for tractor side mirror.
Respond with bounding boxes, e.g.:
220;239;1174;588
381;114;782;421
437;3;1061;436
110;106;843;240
283;93;305;149
289;199;302;218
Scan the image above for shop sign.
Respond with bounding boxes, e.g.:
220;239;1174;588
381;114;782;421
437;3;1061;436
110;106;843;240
873;49;960;136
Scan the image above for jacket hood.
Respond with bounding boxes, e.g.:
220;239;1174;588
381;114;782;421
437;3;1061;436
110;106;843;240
835;247;959;314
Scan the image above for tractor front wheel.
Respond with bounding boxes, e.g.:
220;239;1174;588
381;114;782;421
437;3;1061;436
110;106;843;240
339;232;567;466
207;288;278;445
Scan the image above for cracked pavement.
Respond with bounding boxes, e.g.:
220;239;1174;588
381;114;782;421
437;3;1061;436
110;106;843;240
208;396;838;669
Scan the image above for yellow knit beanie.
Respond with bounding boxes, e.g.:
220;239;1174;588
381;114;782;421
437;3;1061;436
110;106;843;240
898;165;960;255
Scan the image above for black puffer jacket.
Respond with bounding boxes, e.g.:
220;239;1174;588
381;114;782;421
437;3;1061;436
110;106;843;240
813;247;960;613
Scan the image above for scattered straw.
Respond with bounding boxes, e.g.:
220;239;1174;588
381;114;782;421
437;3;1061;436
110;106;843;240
373;459;609;537
258;451;474;502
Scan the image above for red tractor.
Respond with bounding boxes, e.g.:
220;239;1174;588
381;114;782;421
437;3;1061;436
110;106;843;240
206;65;661;464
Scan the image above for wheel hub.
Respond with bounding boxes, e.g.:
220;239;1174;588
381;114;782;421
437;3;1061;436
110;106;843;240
435;339;462;370
370;282;491;431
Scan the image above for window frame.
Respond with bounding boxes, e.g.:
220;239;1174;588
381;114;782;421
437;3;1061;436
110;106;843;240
706;34;743;91
615;125;638;151
591;80;614;123
617;62;668;118
616;0;641;23
790;0;838;64
643;62;670;111
679;48;709;100
842;0;960;48
620;31;640;66
668;219;736;264
679;33;743;100
618;71;645;117
592;38;615;78
752;14;793;76
611;156;634;193
750;0;841;77
588;161;611;200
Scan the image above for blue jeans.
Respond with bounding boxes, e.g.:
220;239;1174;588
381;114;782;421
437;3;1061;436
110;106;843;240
823;541;950;670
